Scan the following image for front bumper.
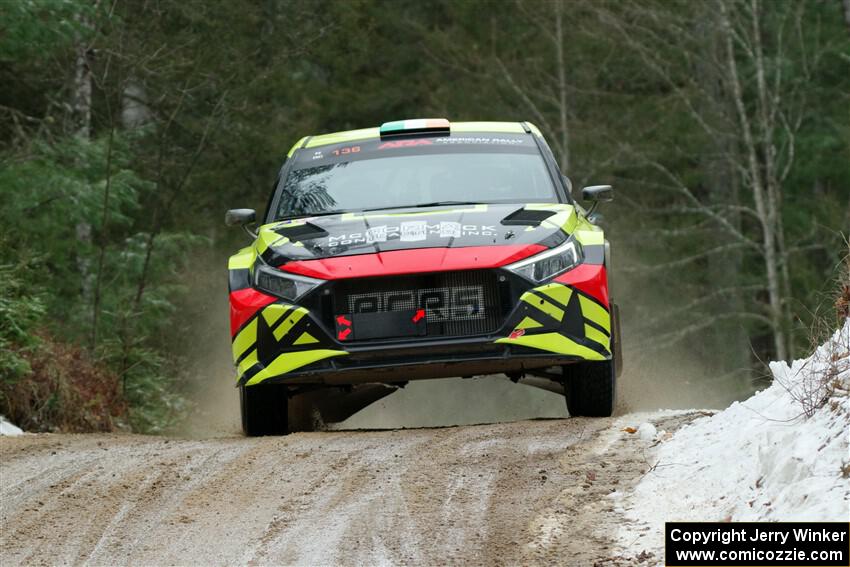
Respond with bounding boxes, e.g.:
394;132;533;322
229;264;611;387
258;339;588;386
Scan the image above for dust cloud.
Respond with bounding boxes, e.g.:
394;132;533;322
175;251;242;438
608;241;755;413
615;338;742;413
333;376;566;430
178;311;242;437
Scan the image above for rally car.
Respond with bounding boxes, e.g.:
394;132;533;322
226;119;621;435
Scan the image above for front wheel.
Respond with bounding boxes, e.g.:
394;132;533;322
240;383;289;436
562;359;616;417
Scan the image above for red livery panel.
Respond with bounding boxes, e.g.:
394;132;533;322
229;288;278;337
277;244;546;280
554;264;609;307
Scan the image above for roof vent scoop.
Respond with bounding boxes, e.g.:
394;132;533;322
379;118;450;139
500;207;556;227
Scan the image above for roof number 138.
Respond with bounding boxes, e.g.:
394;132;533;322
332;145;360;156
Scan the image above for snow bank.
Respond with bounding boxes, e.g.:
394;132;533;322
618;320;850;556
0;415;24;436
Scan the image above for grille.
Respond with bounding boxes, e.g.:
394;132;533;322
332;270;505;339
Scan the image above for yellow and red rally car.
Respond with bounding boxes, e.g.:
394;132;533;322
226;119;621;435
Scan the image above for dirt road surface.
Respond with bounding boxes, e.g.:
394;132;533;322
0;413;698;566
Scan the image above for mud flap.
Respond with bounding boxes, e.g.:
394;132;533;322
611;302;623;378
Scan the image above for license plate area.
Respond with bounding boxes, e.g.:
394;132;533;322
335;309;427;341
329;270;505;340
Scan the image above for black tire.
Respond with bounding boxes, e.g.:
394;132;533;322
240;383;289;436
563;302;619;417
563;359;616;417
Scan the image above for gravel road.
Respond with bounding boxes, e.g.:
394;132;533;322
0;413;698;566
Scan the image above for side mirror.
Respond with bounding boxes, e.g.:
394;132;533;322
225;208;257;238
581;185;613;202
581;185;613;217
225;208;256;227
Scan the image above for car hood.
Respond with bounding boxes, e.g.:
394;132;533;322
254;203;578;268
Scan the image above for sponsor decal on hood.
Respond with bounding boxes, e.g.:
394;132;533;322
255;203;577;267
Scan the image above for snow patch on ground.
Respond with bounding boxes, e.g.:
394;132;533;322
0;416;23;436
596;409;689;457
637;422;657;441
618;320;850;558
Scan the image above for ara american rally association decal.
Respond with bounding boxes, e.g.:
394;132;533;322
327;221;497;247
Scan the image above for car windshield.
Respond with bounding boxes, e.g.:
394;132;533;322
275;150;557;219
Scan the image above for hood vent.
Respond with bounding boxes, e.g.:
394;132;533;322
500;207;556;227
274;221;328;242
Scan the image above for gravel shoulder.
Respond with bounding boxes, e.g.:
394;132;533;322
0;414;700;566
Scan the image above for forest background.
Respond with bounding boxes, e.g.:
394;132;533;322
1;0;847;432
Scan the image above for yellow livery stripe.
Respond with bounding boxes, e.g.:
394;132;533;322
228;247;255;270
287;136;308;157
305;127;380;148
303;122;526;150
237;349;259;377
231;318;258;361
579;296;610;333
293;332;319;345
521;291;564;322
584;324;610;350
515;316;543;330
537;283;572;307
573;229;604;246
244;350;349;386
541;210;576;233
262;304;290;327
496;333;606;360
255;232;288;257
525;122;543;136
273;307;309;341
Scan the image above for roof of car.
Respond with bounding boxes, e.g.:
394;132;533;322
286;121;542;157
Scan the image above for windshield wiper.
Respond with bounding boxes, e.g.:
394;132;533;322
278;210;350;221
361;201;484;212
413;201;484;207
280;202;486;220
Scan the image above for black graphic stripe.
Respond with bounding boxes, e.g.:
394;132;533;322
584;317;610;338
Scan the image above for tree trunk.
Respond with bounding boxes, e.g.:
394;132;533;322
71;17;92;139
719;0;788;362
91;127;115;350
72;13;94;319
750;0;793;358
553;0;570;172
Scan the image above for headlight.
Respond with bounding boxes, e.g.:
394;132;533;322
505;238;583;283
254;264;323;301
